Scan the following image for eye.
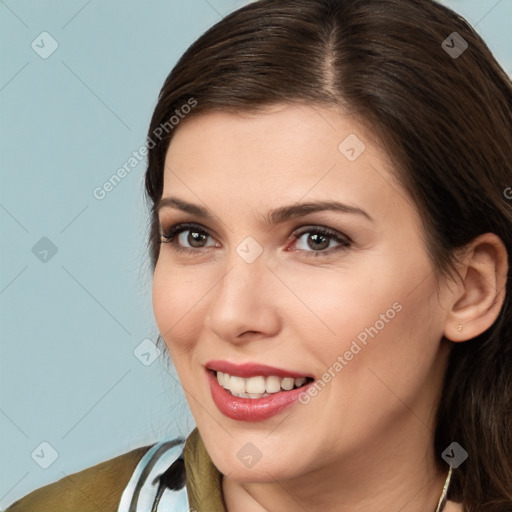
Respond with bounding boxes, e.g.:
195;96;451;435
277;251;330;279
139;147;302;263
159;222;219;254
159;222;352;258
290;226;352;257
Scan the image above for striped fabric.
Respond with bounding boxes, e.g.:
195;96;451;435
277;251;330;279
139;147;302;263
117;438;189;512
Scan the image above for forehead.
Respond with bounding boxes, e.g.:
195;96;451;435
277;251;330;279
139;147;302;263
162;104;409;222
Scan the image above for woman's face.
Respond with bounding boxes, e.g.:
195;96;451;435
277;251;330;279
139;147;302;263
153;104;453;483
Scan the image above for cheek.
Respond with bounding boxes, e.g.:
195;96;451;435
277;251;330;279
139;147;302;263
277;261;399;356
152;259;210;354
283;252;442;378
334;274;444;418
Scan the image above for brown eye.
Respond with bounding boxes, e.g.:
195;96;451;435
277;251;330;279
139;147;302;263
160;223;218;254
291;227;351;257
186;230;209;247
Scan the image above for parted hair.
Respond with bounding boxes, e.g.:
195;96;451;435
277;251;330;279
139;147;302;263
144;1;512;509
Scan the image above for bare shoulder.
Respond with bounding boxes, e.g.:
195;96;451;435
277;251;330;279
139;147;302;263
3;444;153;512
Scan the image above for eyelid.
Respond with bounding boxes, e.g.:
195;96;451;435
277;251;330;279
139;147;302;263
159;222;218;253
159;221;352;256
288;225;352;256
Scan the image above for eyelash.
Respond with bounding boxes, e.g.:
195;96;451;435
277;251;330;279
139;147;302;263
159;222;352;258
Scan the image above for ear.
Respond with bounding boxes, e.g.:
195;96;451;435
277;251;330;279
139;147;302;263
443;233;508;342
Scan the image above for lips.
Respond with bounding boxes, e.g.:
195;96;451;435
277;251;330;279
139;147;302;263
205;360;313;379
205;360;315;422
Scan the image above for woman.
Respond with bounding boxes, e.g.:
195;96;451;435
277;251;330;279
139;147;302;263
6;0;511;510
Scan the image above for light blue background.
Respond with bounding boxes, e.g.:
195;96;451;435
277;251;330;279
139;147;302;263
1;0;511;507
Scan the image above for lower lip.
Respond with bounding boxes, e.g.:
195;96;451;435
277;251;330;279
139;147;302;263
207;370;314;422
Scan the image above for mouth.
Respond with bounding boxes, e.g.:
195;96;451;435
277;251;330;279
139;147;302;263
205;362;316;422
209;369;314;399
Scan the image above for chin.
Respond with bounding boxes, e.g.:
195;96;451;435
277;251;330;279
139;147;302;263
207;442;305;482
221;460;301;483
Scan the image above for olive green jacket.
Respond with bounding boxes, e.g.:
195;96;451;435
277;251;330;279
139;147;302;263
4;428;225;512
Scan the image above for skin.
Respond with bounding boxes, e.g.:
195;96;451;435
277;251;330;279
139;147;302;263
152;104;507;511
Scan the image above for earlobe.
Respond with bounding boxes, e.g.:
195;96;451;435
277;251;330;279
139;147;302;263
443;233;508;343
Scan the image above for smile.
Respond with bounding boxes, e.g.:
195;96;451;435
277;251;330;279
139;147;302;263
205;361;316;421
216;371;312;398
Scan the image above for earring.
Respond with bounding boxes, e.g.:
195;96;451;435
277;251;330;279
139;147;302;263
457;324;463;332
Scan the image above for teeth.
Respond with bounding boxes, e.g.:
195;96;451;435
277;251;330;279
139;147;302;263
281;377;294;391
231;392;271;398
229;376;246;394
246;376;266;394
216;371;310;398
265;376;281;393
295;377;306;387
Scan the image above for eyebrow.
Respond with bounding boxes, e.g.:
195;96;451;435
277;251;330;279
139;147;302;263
155;196;373;225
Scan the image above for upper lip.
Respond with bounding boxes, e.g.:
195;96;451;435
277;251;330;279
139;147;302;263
205;360;313;379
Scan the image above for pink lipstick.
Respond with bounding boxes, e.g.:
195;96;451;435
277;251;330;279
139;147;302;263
205;361;314;422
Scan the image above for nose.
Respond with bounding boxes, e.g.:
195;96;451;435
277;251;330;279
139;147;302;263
205;250;282;345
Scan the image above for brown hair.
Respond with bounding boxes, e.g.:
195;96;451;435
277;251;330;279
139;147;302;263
144;0;512;509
